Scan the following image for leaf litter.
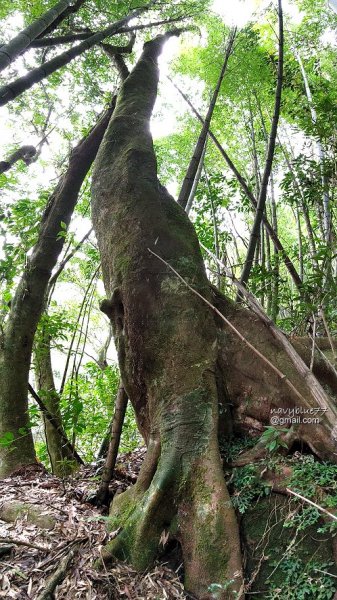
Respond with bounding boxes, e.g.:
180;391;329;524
0;449;190;599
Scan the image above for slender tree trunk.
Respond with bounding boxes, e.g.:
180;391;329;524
97;324;113;370
178;27;236;209
95;385;128;506
92;32;243;599
239;0;284;291
260;223;266;306
34;324;77;476
171;80;303;292
265;225;273;315
185;138;207;215
0;104;112;478
295;206;304;281
0;2;156;106
204;167;221;289
0;0;84;72
269;171;279;321
294;48;331;242
279;140;318;263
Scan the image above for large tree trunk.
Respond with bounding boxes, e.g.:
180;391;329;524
91;32;243;600
0;106;112;478
91;29;337;600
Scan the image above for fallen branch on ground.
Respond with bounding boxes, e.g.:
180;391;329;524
36;546;78;600
0;536;49;552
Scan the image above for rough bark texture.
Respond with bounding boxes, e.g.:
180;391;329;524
91;33;243;600
0;106;112;478
213;292;337;460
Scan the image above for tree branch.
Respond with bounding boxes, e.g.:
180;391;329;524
0;1;157;106
0;0;82;72
0;145;37;174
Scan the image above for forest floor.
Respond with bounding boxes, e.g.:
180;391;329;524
0;449;189;599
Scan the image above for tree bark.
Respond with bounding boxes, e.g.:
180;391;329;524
91;32;243;600
34;322;78;476
0;104;113;478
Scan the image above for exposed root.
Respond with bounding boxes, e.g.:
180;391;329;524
98;444;244;600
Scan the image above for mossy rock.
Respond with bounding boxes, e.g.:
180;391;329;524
0;500;56;529
242;493;337;598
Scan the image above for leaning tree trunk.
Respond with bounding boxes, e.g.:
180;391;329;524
34;323;77;476
0;105;113;478
91;32;243;600
0;0;83;72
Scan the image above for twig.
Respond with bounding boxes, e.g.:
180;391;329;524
0;537;49;552
37;537;86;570
286;488;337;522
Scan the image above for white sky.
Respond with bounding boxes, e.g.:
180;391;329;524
213;0;303;26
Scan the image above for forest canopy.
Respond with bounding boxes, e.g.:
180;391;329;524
0;0;337;599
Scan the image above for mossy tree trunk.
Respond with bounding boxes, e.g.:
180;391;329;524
34;322;77;476
91;29;337;600
0;106;112;478
213;292;337;459
91;32;243;600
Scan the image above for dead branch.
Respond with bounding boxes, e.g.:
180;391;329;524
0;536;49;551
36;546;78;600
